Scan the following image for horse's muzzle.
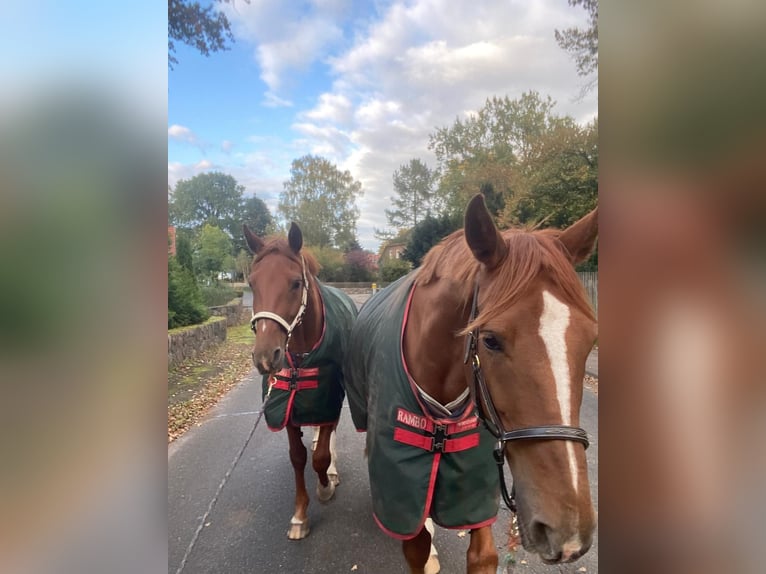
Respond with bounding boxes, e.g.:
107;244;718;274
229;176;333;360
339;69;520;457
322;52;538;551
252;346;283;375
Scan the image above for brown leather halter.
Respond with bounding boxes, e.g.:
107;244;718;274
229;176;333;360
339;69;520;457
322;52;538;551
462;280;590;510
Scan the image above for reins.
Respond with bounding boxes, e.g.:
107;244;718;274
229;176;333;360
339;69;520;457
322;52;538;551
462;279;590;512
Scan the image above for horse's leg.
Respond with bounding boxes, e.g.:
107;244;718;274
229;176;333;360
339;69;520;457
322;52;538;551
286;424;310;540
312;425;337;502
326;424;339;485
402;518;440;574
466;525;497;574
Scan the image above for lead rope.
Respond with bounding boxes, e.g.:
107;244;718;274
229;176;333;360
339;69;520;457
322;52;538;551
174;380;275;574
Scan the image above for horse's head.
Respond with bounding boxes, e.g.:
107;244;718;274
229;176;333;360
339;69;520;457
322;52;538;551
463;195;598;563
243;222;310;375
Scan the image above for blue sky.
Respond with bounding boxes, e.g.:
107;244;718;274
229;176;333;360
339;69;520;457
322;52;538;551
169;0;597;251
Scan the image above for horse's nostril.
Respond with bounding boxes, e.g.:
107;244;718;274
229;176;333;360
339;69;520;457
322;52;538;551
272;347;283;366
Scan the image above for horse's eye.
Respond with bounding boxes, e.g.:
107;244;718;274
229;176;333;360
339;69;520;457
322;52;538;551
291;279;302;291
482;334;503;352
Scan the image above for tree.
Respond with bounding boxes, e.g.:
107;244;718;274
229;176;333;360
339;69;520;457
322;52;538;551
170;172;273;255
194;224;233;283
402;214;461;267
170;172;244;231
168;0;236;70
305;246;345;282
168;256;208;328
343;249;375;282
385;159;438;230
278;155;363;249
232;194;273;254
175;231;195;274
235;249;252;282
555;0;598;94
429;92;560;220
379;258;412;282
501;118;598;229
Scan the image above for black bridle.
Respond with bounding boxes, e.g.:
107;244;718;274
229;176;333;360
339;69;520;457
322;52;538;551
462;280;590;511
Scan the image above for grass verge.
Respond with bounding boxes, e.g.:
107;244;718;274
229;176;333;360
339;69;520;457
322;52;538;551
168;322;255;443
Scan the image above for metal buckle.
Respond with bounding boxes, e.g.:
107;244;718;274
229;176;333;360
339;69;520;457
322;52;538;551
288;368;299;390
432;424;446;452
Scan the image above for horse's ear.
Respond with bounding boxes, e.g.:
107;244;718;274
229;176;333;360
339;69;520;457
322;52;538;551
243;224;264;254
288;222;303;254
558;207;598;264
464;194;507;269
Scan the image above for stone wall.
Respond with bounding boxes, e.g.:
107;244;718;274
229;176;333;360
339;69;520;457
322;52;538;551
168;316;227;368
208;301;250;326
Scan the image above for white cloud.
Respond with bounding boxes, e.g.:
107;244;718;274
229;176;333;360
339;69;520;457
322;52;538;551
168;124;198;145
212;0;597;250
262;91;294;108
221;140;234;153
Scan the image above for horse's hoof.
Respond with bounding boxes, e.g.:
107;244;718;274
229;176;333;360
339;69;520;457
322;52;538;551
287;517;310;540
424;553;440;574
328;472;340;486
316;479;336;503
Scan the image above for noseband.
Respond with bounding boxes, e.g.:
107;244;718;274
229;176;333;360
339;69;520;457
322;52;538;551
462;280;589;510
250;255;309;352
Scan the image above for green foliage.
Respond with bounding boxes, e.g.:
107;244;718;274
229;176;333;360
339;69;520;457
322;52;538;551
200;283;239;307
504;118;598;229
175;231;195;273
170;171;244;231
430;92;558;219
402;214;461;267
169;173;273;258
379;258;412;282
427;92;598;233
233;194;272;254
169;0;234;69
555;0;598;88
279;155;363;249
235;249;252;282
386;159;438;229
305;245;345;282
194;224;233;283
168;256;209;328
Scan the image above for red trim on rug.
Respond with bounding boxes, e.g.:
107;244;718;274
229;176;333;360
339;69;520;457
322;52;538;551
274;389;298;430
372;452;442;541
272;378;319;391
274;366;320;378
395;407;480;436
394;427;480;453
436;516;498;531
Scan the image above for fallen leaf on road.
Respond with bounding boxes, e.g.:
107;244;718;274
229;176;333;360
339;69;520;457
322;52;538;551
520;560;527;564
350;565;358;571
457;530;467;538
577;567;587;572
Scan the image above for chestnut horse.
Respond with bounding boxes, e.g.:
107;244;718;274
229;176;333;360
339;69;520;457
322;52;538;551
244;222;358;540
344;195;597;573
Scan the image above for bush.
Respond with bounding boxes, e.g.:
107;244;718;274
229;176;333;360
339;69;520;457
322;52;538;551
200;283;239;307
168;257;208;328
379;258;412;282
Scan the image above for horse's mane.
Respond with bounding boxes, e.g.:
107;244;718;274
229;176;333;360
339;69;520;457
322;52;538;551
252;237;321;277
415;227;595;331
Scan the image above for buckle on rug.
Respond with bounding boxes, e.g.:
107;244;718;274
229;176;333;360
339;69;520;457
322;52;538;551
432;424;446;452
288;368;299;390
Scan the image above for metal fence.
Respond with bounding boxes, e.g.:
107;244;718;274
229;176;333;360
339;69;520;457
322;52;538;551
577;271;598;314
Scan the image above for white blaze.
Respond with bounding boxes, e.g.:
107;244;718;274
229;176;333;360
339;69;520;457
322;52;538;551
539;290;578;494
